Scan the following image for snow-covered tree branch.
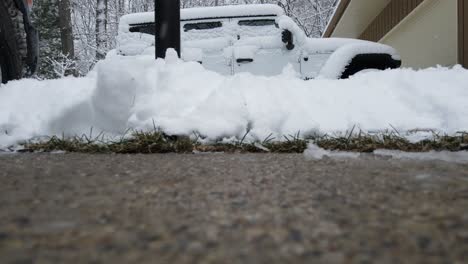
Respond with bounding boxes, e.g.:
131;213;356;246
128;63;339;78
32;0;338;78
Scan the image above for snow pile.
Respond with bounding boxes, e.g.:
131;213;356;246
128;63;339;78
1;52;468;148
304;144;360;160
0;76;95;147
305;144;468;164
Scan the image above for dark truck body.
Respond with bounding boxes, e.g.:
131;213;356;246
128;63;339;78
0;0;38;83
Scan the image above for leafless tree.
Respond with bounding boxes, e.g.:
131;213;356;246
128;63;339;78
68;0;338;75
95;0;107;59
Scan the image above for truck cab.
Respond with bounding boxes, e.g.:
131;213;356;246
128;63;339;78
117;4;401;79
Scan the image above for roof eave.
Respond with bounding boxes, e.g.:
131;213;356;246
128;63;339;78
323;0;351;38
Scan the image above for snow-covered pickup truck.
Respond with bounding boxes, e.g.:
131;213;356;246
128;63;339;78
0;0;38;83
117;4;401;79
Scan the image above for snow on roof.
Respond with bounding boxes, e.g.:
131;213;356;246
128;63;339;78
120;4;284;26
181;4;284;20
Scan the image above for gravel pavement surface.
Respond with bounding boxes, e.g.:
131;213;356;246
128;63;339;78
1;153;468;264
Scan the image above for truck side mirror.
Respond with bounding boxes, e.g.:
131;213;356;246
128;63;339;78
282;30;295;50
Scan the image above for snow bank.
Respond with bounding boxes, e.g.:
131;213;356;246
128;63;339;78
0;77;95;147
1;52;468;147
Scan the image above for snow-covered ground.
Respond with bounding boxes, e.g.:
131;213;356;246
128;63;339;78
1;51;468;148
305;144;468;164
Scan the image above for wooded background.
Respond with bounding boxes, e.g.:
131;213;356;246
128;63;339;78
32;0;339;79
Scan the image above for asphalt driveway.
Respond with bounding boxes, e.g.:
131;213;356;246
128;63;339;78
1;153;467;263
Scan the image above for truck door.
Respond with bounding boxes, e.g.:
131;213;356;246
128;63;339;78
181;19;232;75
232;18;300;76
300;52;333;79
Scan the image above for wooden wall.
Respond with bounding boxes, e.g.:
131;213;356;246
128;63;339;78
459;0;468;67
360;0;425;42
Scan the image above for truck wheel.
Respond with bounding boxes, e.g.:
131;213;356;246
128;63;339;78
340;54;401;79
0;0;25;83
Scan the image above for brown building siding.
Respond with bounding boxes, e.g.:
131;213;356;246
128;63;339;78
459;0;468;67
360;0;425;42
326;0;466;67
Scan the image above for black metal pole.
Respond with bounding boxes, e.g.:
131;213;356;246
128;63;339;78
155;0;181;59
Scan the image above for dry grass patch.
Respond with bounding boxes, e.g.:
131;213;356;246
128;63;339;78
21;130;468;154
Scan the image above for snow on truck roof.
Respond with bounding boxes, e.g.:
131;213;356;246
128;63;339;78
120;4;284;26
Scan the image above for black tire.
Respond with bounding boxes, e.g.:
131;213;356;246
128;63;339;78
0;0;25;83
340;54;402;79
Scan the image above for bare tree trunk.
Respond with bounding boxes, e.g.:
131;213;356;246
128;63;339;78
96;0;106;60
105;0;109;32
58;0;75;76
119;0;124;15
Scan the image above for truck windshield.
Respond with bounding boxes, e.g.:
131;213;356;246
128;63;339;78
129;23;155;35
183;21;223;32
238;20;277;27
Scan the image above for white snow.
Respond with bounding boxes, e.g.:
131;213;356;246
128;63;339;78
304;144;361;160
304;144;468;164
373;149;468;164
0;76;95;147
1;52;468;149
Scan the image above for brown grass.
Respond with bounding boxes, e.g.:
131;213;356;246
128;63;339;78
21;130;468;154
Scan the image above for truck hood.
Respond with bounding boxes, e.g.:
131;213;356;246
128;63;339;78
276;15;400;60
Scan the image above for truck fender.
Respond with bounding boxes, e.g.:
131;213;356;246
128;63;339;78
340;53;402;79
318;43;401;79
